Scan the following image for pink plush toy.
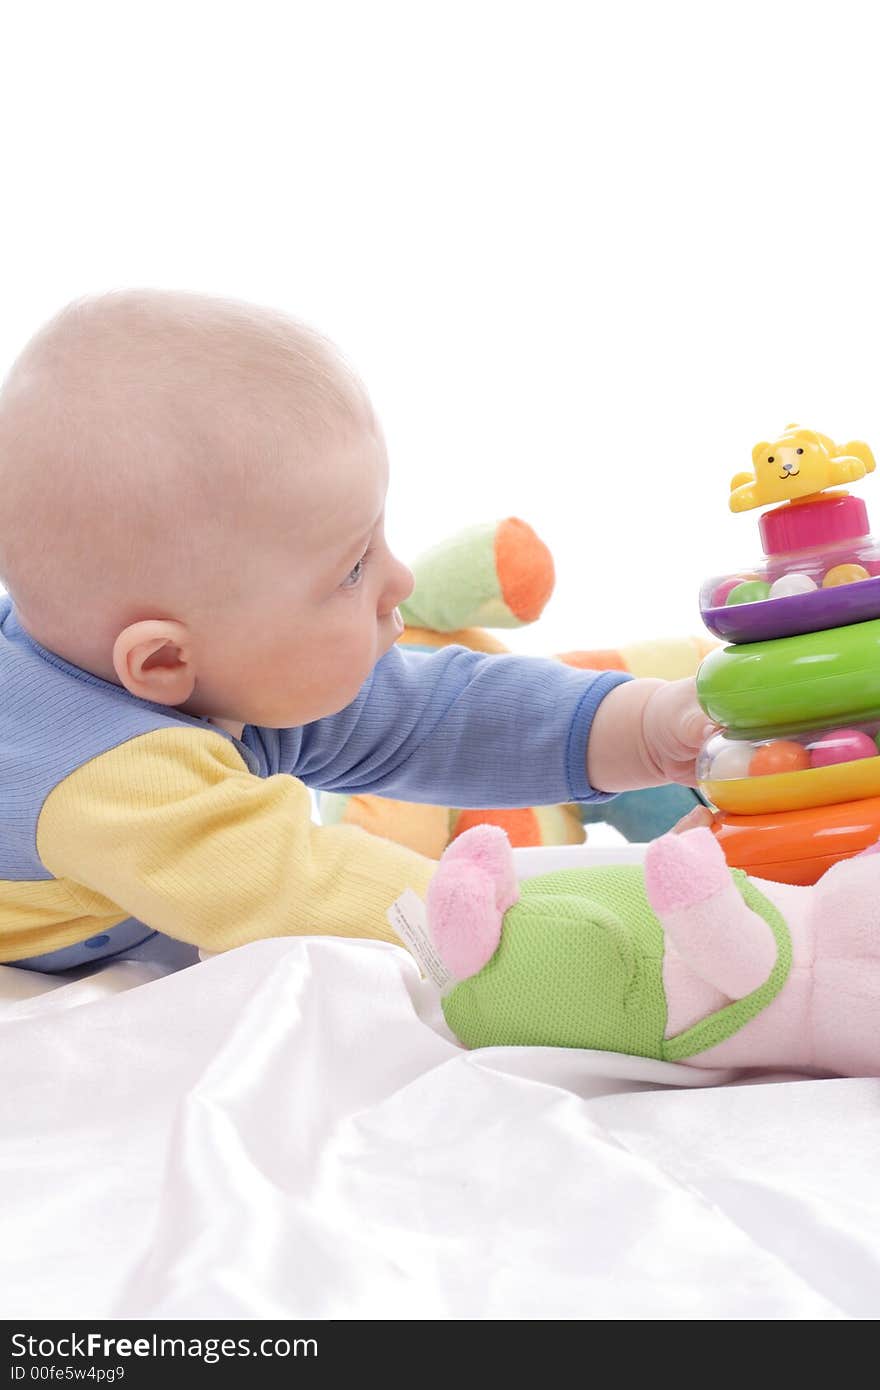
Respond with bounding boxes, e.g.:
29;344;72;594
425;824;880;1077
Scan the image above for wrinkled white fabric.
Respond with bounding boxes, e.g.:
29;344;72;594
1;843;876;1320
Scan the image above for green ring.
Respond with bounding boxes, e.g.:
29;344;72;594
697;619;880;733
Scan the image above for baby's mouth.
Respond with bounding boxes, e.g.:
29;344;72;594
392;607;404;633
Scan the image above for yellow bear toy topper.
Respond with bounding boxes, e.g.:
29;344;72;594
729;424;876;513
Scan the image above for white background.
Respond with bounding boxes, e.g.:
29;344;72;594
3;9;880;1325
2;1;879;656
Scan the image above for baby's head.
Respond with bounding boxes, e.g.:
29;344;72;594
0;290;414;731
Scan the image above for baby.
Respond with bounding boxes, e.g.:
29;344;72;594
0;291;713;973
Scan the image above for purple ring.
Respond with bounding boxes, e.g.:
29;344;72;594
702;577;880;643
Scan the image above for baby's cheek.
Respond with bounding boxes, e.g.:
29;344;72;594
326;621;375;688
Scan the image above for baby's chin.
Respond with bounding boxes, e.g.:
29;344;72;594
241;638;399;727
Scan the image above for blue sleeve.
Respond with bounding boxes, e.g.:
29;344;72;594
260;643;632;807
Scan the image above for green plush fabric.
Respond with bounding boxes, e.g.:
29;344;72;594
442;866;667;1054
441;866;792;1060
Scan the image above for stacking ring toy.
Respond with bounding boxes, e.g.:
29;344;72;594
700;429;880;882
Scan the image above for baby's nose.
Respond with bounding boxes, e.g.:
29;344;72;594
395;562;416;604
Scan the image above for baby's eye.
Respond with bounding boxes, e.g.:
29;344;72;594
341;548;371;589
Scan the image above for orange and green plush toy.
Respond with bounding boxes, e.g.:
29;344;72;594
317;518;715;855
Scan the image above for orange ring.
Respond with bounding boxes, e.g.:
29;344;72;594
712;795;880;885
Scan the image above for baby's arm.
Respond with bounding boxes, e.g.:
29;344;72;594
34;726;435;957
275;642;632;809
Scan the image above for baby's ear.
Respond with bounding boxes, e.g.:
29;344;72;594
751;441;770;467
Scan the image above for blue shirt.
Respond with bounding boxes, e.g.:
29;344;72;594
0;593;630;972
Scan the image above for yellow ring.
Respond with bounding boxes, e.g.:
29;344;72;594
702;757;880;814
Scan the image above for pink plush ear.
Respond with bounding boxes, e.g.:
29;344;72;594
443;824;520;913
426;825;519;980
426;861;502;979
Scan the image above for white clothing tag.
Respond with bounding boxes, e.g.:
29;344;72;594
387;888;454;992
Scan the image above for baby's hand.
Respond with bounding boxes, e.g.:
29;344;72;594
641;678;718;787
587;676;719;793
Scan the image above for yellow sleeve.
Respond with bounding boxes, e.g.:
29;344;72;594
36;727;436;953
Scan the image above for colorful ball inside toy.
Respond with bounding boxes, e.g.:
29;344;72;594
822;564;871;587
768;572;818;600
709;741;756;780
711;577;747;607
725;580;772;606
809;728;879;768
748;740;811;777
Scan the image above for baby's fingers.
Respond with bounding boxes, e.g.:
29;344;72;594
671;805;715;835
679;709;719;749
657;754;703;787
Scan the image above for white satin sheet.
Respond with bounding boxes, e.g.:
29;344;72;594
1;843;876;1320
